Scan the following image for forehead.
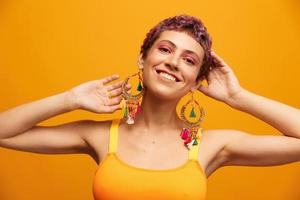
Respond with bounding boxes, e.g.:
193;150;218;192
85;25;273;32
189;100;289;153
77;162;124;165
154;30;204;56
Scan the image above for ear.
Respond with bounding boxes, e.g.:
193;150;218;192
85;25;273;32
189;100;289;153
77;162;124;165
137;54;144;69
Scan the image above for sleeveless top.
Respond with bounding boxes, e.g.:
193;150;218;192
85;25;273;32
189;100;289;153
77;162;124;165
93;118;207;200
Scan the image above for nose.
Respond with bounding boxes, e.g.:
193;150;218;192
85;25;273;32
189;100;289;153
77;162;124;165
165;54;179;71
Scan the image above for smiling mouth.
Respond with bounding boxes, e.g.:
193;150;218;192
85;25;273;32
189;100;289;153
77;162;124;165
155;69;180;82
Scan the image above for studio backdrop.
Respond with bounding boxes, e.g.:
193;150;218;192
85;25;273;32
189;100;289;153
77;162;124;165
0;0;300;200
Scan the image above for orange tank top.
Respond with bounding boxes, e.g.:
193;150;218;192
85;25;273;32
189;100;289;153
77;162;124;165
93;119;207;200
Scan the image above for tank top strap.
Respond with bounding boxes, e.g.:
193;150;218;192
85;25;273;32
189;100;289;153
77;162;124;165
108;118;121;153
188;128;202;161
108;118;202;160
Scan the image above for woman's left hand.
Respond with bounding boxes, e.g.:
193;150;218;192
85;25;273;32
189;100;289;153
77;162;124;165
198;51;244;103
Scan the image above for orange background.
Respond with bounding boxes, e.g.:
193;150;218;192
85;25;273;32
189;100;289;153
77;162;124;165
1;0;300;199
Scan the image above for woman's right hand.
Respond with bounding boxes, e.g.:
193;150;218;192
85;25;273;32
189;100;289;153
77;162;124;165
68;74;131;113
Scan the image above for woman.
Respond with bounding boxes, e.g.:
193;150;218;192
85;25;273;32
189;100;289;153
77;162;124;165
1;15;300;200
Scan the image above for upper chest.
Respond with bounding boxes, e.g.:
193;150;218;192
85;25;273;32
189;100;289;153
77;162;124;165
87;121;227;177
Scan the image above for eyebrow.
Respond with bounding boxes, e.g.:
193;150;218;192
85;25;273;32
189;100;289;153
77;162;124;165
158;40;201;61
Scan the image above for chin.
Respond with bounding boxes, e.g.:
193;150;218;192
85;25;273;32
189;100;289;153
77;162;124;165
144;83;186;101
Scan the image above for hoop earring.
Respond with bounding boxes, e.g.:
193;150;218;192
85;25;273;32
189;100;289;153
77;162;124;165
180;91;205;150
121;69;145;124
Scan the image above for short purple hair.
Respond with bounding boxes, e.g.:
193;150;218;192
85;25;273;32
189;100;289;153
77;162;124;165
140;15;214;81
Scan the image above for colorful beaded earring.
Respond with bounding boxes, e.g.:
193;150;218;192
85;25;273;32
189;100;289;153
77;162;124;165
180;91;205;150
121;69;144;125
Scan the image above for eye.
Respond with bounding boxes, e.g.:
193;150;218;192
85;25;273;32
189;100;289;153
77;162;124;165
184;57;195;65
158;47;171;53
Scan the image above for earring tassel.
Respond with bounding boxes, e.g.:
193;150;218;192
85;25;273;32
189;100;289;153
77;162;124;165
180;128;190;140
137;81;143;91
189;107;196;118
184;137;192;145
192;139;198;145
123;106;128;118
120;99;125;114
137;103;142;113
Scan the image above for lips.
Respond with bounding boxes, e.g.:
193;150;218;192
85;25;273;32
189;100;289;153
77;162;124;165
155;69;181;82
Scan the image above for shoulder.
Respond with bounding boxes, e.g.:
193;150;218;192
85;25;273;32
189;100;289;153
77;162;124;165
65;119;111;138
79;119;114;141
76;119;116;133
200;129;244;168
78;119;117;163
80;118;127;142
201;128;245;145
201;128;248;154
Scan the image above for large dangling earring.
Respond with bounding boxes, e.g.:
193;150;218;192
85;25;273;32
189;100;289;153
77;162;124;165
180;91;205;150
121;69;145;125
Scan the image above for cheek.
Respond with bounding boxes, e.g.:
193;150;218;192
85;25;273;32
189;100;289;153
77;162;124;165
146;54;163;66
182;67;200;82
144;49;168;65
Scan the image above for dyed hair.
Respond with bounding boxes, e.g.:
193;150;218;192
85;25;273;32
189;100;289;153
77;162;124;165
140;15;214;81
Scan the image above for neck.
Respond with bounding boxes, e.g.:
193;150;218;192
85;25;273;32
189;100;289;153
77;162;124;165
134;90;183;132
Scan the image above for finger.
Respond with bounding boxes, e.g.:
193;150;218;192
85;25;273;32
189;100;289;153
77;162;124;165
100;74;120;85
101;104;122;113
104;105;122;113
108;84;131;98
211;51;235;74
198;84;209;95
211;51;227;67
106;81;124;91
105;96;123;106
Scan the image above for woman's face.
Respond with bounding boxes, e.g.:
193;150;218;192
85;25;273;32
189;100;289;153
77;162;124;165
139;30;205;100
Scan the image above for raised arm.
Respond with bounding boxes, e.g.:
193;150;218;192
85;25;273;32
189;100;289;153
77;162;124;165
198;51;300;168
0;74;130;156
0;92;76;140
220;88;300;167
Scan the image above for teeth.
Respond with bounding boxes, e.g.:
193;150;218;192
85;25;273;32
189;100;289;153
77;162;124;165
159;72;176;81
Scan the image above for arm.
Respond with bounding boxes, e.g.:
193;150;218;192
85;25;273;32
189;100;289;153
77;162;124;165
0;74;129;155
0;92;77;140
0;120;94;155
227;89;300;139
220;89;300;167
198;51;300;167
0;91;91;155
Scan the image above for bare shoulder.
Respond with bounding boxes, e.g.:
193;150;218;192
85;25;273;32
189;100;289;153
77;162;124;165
199;128;236;177
199;128;300;176
206;129;300;168
80;119;113;164
0;119;112;158
201;128;237;147
200;128;253;158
